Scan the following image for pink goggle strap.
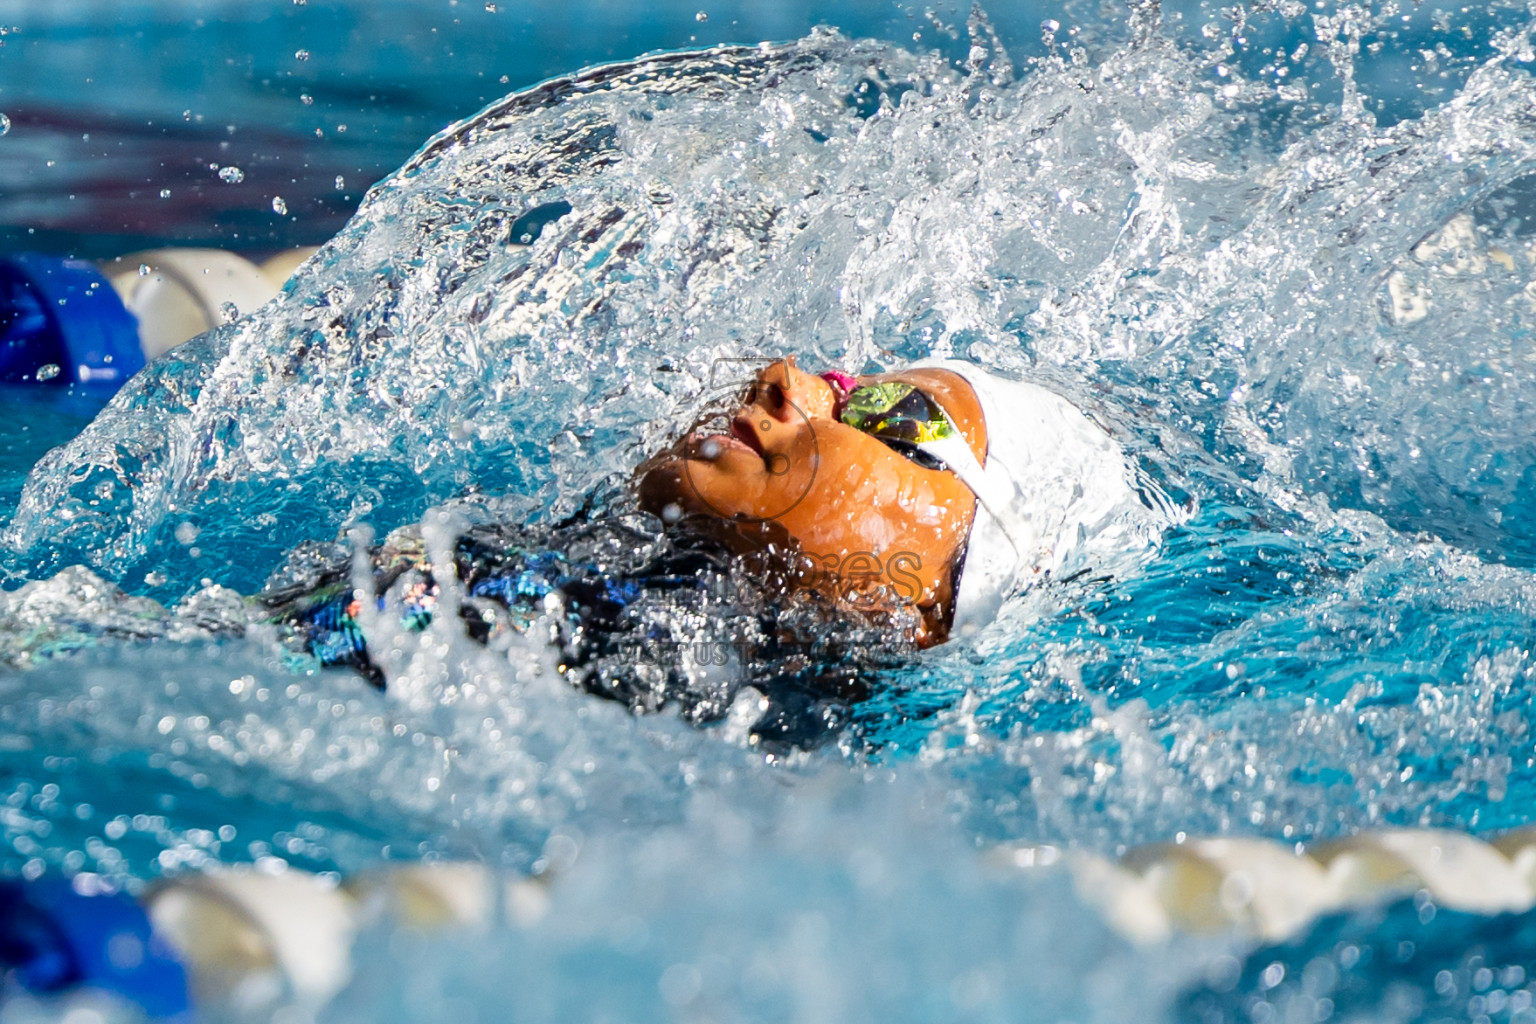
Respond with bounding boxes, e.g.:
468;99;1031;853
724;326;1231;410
819;369;859;399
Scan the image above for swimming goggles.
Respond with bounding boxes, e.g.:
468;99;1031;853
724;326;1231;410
821;371;1034;558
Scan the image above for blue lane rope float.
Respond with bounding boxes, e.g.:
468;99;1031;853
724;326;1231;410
0;877;189;1017
0;247;318;393
0;254;144;387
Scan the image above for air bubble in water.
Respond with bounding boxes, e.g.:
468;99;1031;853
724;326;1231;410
695;10;708;22
300;93;313;106
159;188;171;199
36;364;59;382
0;113;10;136
334;175;346;190
485;2;497;11
295;49;310;61
218;166;245;184
272;196;288;215
137;264;151;277
219;302;240;324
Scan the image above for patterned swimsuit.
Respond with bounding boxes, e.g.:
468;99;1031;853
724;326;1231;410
257;516;893;745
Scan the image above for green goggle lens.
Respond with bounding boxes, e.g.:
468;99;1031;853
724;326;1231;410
839;382;959;469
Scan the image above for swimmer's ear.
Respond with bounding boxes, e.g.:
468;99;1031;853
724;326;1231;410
911;551;965;648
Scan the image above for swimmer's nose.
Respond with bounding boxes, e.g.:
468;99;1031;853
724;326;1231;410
753;379;789;419
747;357;835;423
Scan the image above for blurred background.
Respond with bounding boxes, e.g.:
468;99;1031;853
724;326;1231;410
0;0;1476;258
0;0;1038;258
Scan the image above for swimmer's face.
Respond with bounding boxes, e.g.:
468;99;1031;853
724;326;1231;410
639;357;987;642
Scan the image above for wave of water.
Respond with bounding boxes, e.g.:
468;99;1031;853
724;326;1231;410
6;2;1536;1019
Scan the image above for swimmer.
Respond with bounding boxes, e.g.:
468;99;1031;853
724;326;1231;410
262;355;1167;740
639;355;1166;644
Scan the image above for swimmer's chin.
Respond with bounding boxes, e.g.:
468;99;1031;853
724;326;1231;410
635;449;717;522
636;436;761;523
637;456;692;520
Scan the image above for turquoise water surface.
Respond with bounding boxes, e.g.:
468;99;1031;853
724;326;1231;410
5;1;1536;1021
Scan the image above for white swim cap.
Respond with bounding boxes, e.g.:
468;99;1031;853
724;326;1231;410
912;360;1172;635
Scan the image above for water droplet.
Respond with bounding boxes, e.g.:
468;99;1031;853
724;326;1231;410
294;48;310;61
36;363;59;382
334;175;346;190
499;74;510;84
0;113;10;136
174;522;200;545
300;93;313;106
159;188;171;199
138;264;151;277
695;10;708;22
272;195;288;215
218;165;245;184
219;301;240;323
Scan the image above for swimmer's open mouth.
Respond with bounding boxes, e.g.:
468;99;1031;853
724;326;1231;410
729;416;769;461
686;428;760;462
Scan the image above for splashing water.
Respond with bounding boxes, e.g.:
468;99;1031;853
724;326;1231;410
7;2;1536;1018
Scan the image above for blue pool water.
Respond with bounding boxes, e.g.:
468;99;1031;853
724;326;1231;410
6;0;1536;1020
